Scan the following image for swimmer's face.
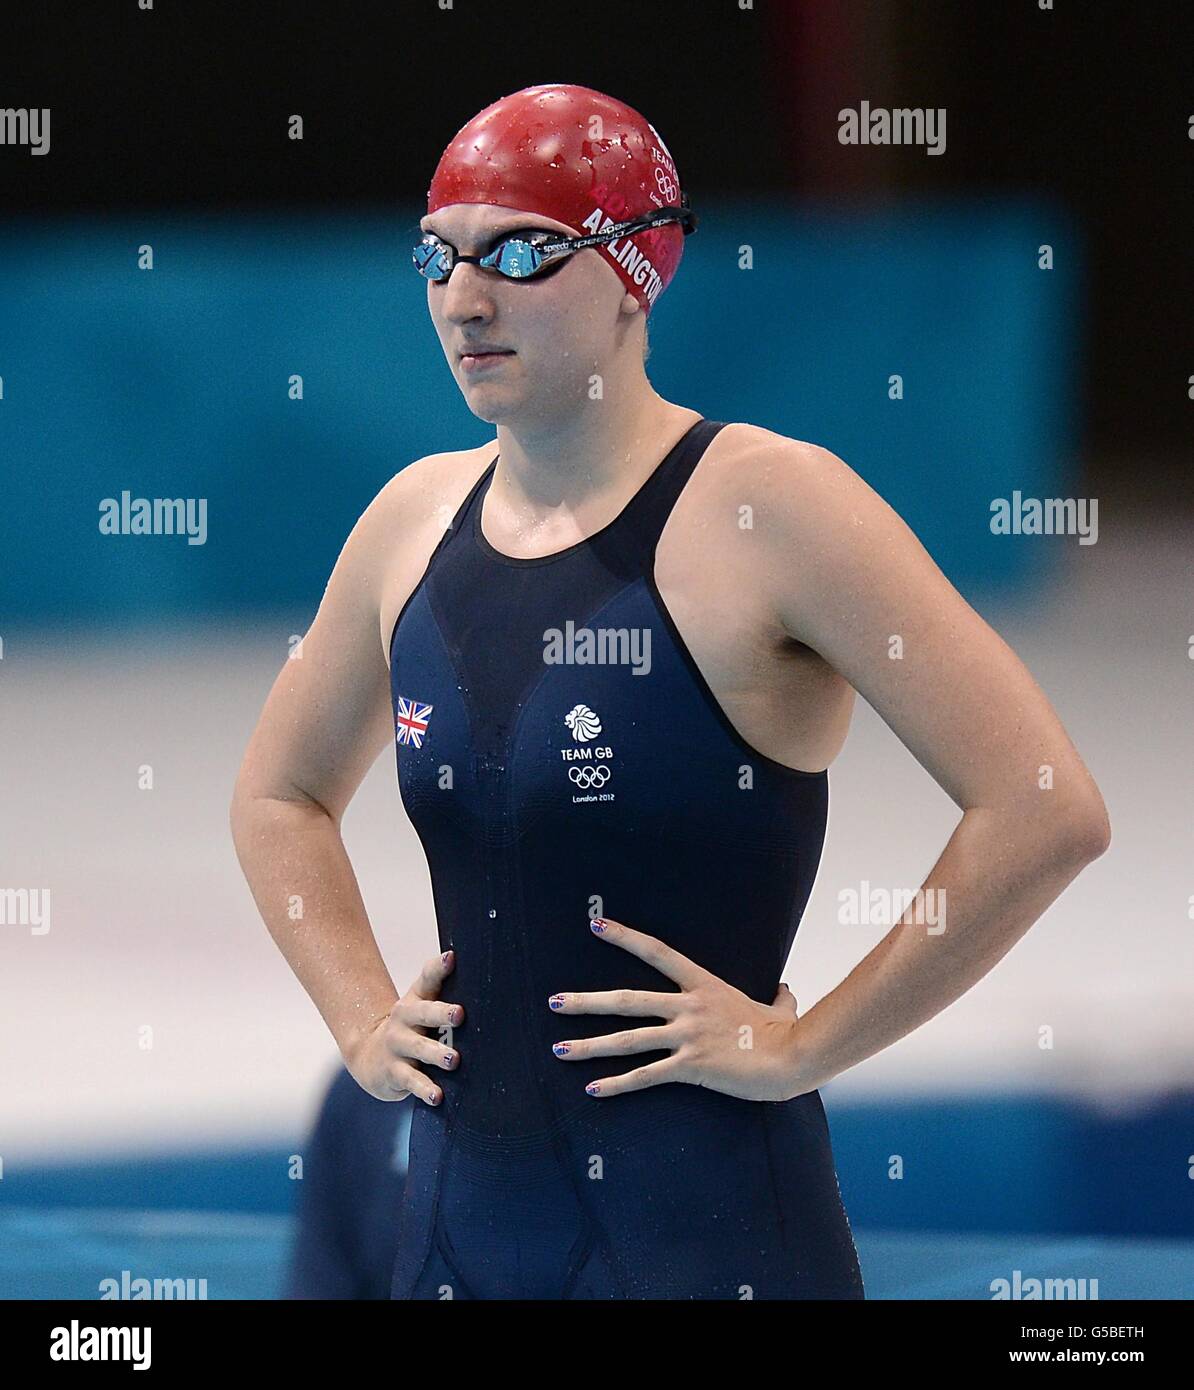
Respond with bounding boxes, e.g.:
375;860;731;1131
420;203;642;425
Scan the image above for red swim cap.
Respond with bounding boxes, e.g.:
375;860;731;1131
427;83;687;315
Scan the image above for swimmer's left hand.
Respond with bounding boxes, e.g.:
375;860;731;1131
547;917;811;1103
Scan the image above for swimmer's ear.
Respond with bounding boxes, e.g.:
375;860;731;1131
619;290;642;316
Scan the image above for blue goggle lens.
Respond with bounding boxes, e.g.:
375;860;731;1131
483;239;545;278
413;238;453;280
413;235;555;282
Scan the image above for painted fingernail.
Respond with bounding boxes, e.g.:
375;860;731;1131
586;1082;601;1095
549;993;566;1009
427;1091;440;1106
590;919;607;934
443;1054;454;1067
552;1042;570;1056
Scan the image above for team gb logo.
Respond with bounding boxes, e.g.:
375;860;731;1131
564;704;602;742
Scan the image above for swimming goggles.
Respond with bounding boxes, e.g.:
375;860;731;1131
412;196;697;283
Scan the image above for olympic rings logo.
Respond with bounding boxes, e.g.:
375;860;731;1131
568;764;611;789
654;167;677;203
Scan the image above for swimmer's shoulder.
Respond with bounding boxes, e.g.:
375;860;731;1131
346;440;496;569
686;419;909;614
701;421;854;493
698;420;892;541
365;440;497;533
696;420;937;652
381;440;497;518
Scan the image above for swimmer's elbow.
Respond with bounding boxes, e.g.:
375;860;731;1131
229;772;336;845
1084;802;1112;861
1058;793;1112;866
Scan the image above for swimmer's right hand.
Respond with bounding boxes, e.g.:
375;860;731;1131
344;950;464;1105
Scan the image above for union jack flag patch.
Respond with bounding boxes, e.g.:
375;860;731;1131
395;696;434;748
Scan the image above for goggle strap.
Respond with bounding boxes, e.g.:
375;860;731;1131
536;201;696;257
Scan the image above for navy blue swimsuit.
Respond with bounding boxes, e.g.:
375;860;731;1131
387;417;864;1299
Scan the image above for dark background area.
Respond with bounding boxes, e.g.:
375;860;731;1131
3;0;1190;492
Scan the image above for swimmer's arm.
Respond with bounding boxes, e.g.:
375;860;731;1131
229;474;408;1065
747;437;1110;1093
